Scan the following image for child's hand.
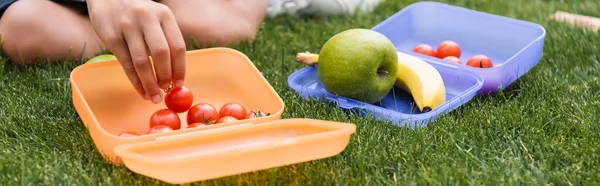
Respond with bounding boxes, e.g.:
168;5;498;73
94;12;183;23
87;0;186;103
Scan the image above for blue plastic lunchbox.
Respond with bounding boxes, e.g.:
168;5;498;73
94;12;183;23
287;1;546;127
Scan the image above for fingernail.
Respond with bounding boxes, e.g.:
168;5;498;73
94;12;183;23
175;80;184;87
152;94;162;103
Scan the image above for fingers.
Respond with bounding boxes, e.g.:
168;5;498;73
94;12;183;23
108;35;150;100
124;30;163;104
160;10;187;87
143;23;172;90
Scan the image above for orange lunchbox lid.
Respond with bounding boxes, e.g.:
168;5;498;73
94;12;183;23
69;48;356;184
114;119;355;184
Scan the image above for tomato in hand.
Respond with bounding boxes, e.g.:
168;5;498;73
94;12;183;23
188;123;207;128
436;40;461;59
147;125;174;134
150;108;181;130
119;131;140;137
219;102;248;120
164;86;193;113
466;54;493;68
413;44;436;57
443;56;462;64
216;116;238;124
187;103;219;124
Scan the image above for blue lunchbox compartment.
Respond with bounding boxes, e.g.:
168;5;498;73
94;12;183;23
372;1;546;94
287;59;484;127
286;1;546;127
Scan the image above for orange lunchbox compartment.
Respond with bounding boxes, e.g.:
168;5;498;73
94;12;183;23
70;48;356;184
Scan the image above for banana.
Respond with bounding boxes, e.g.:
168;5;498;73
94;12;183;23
394;51;446;113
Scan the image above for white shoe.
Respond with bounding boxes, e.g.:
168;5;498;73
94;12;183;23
267;0;383;17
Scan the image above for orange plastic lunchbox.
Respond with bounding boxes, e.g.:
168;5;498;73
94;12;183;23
69;48;356;184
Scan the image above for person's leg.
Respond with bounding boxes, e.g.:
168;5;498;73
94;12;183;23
267;0;383;18
0;0;105;65
160;0;269;48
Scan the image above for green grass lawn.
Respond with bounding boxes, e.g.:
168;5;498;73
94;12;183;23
1;0;600;185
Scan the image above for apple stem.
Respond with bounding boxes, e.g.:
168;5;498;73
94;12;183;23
296;52;319;66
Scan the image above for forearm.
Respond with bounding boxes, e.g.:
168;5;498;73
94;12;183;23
85;0;109;12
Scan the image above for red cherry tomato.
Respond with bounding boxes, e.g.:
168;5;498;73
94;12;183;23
436;40;461;59
245;110;269;119
466;54;493;68
164;86;193;113
150;109;181;130
443;56;462;64
147;125;174;134
119;131;140;137
246;112;258;119
187;103;219;124
188;123;207;128
413;44;436;57
216;116;238;124
219;102;248;120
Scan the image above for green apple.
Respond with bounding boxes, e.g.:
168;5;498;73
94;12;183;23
317;28;398;104
85;54;117;64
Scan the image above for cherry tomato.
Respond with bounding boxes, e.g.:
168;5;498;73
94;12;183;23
164;86;193;113
119;131;140;137
219;102;248;120
246;112;258;119
147;125;174;134
436;40;461;59
216;116;238;124
466;54;493;68
413;44;436;57
246;110;270;119
188;123;207;128
150;108;181;130
187;103;219;124
443;56;462;64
